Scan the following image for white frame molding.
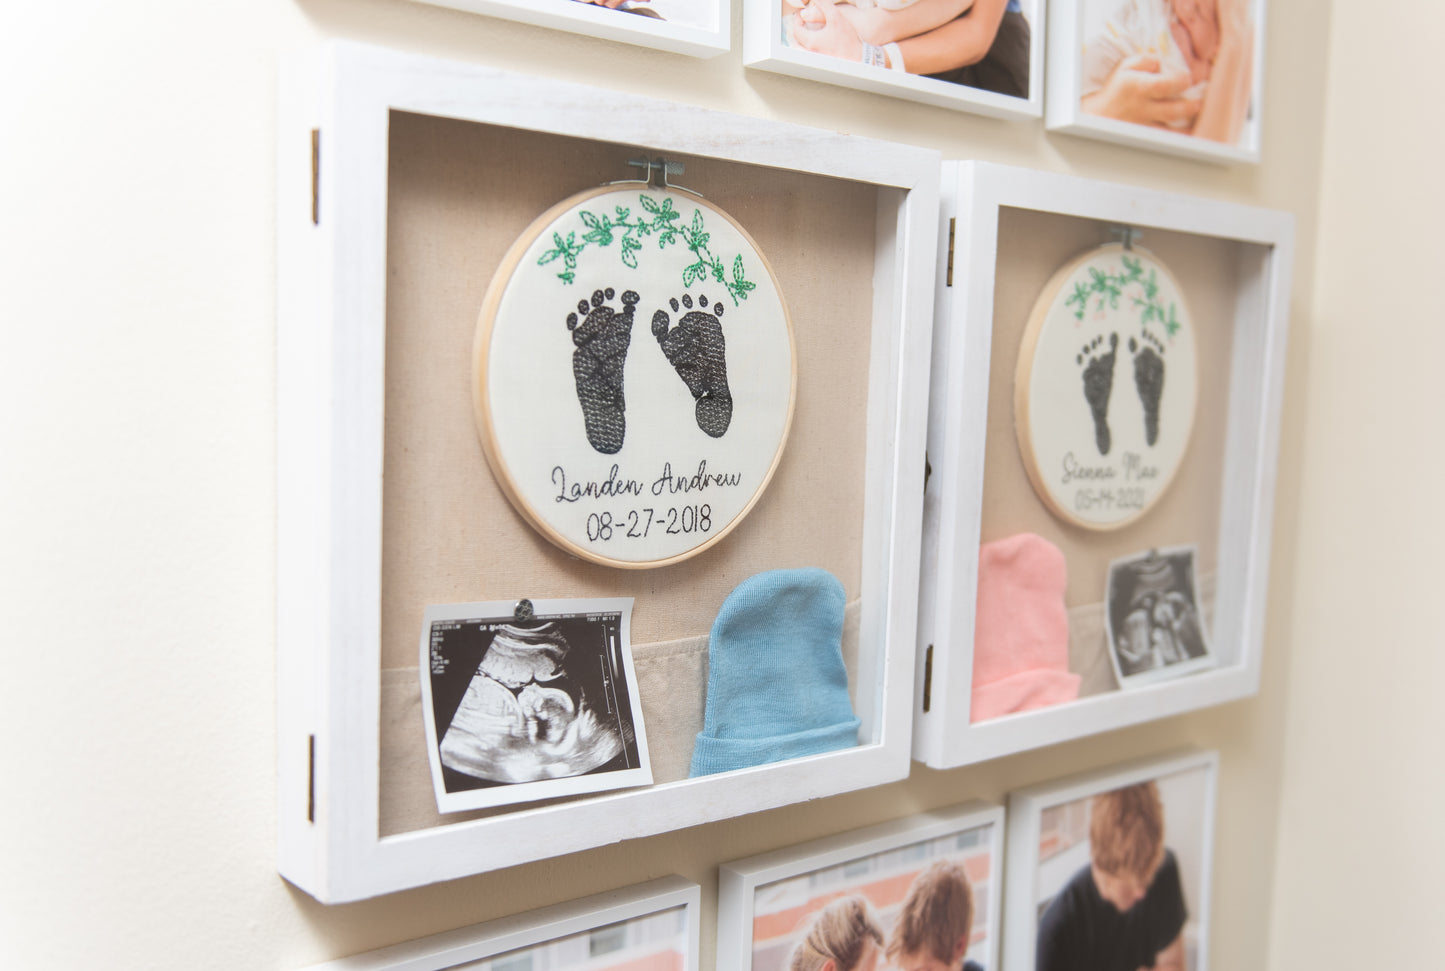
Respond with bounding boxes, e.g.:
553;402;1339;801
1003;750;1219;971
300;876;701;970
913;161;1293;769
1044;0;1267;164
718;802;1005;971
277;42;939;902
743;0;1045;120
405;0;730;59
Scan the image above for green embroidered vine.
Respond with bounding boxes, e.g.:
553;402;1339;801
537;194;757;305
1065;254;1181;337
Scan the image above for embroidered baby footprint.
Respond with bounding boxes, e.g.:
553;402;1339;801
651;293;733;438
1129;331;1166;447
1077;333;1119;455
567;288;639;455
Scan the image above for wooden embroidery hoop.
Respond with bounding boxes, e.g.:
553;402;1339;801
1014;241;1198;532
473;177;797;569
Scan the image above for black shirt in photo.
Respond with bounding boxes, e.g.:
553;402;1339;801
1035;849;1187;971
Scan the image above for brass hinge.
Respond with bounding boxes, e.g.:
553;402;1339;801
307;734;316;823
310;129;320;225
945;218;955;287
922;645;934;712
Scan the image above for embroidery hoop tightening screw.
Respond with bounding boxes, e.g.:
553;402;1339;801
606;156;703;197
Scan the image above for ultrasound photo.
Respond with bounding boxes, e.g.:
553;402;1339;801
1104;546;1214;689
419;598;652;813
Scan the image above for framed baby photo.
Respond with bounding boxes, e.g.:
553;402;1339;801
1004;751;1218;971
718;803;1004;971
278;43;938;902
913;162;1293;770
744;0;1045;119
1045;0;1266;163
404;0;730;58
300;876;700;970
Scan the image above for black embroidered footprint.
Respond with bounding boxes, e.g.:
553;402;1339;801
1077;333;1118;456
568;288;638;455
651;293;733;438
1129;332;1166;446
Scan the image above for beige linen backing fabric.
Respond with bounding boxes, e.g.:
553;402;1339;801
379;112;878;836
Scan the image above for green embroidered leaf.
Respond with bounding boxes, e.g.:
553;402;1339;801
582;217;614;247
682;261;705;288
621;235;641;269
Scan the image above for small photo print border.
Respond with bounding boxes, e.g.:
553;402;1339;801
419;597;652;813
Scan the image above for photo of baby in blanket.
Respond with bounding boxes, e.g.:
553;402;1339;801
783;0;1031;99
1079;0;1256;146
571;0;715;28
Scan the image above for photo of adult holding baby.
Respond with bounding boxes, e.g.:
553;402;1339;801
1079;0;1257;146
725;808;1002;971
783;0;1032;99
1025;760;1215;971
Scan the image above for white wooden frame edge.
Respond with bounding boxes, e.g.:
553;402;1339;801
300;875;701;970
913;161;1294;768
1043;0;1268;165
717;801;1005;970
277;41;939;903
742;0;1046;120
404;0;731;59
1002;749;1219;971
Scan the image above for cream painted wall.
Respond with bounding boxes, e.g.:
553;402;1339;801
0;0;1361;967
1265;2;1445;967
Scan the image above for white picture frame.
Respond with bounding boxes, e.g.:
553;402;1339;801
404;0;730;59
913;161;1293;769
278;42;938;903
1004;750;1218;971
300;876;700;970
718;803;1004;971
1045;0;1267;164
744;0;1045;120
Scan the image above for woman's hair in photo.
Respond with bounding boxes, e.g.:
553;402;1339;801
1089;780;1166;879
887;859;974;964
788;895;884;971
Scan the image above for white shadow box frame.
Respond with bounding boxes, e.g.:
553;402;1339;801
301;876;700;970
277;42;939;903
1003;750;1218;971
1044;0;1267;164
718;802;1004;971
743;0;1045;120
404;0;730;58
913;162;1293;769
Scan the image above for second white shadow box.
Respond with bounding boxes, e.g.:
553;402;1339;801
915;162;1294;768
277;43;939;902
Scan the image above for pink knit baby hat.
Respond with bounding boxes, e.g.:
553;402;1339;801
970;533;1080;722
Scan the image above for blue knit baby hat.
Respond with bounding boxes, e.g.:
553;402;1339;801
689;568;860;777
